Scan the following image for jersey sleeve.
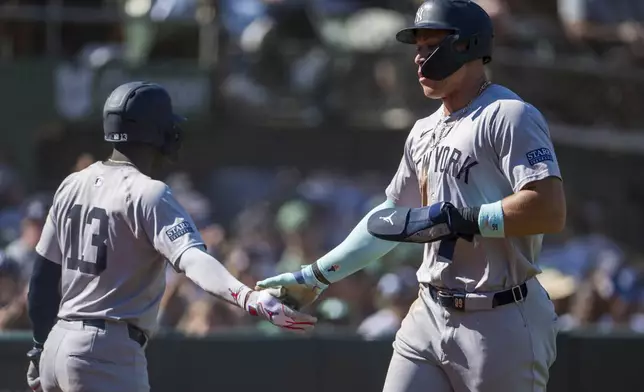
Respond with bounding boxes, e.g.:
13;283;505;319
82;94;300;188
139;182;205;266
492;101;562;192
385;132;422;207
35;211;62;264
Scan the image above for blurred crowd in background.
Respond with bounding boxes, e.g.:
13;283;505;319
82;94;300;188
4;0;644;127
215;0;644;120
1;0;644;338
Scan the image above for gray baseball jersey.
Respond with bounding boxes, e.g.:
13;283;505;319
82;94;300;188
386;84;562;292
35;161;204;336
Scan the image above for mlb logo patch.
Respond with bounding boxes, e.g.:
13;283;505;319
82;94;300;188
166;221;194;242
107;133;128;142
526;148;553;166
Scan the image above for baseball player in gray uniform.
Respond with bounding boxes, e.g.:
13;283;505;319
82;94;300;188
256;1;566;391
25;81;316;392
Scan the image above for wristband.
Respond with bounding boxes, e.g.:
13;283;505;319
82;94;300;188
311;263;331;286
241;289;253;311
32;339;44;350
231;286;253;311
296;264;330;288
478;200;505;238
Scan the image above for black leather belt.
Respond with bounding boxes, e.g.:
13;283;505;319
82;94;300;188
65;318;147;347
426;282;528;311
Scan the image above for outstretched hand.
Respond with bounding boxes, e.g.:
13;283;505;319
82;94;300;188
256;264;328;309
245;289;317;333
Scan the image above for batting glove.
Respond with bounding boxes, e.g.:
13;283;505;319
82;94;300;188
26;346;43;392
233;287;317;333
367;202;479;243
255;264;328;305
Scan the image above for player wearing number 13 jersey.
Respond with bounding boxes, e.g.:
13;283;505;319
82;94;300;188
37;161;194;333
26;82;316;392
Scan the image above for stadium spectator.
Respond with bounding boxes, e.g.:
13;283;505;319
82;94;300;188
558;0;644;63
473;0;513;41
315;297;352;330
4;194;52;283
0;160;25;247
0;252;30;331
358;267;417;340
274;199;327;273
175;297;240;336
72;152;95;172
536;268;578;320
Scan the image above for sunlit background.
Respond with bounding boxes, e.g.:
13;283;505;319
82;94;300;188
1;0;644;391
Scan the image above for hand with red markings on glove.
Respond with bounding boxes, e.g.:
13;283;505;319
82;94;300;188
232;286;317;333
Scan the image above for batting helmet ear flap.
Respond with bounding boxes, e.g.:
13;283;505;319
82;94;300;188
465;32;493;64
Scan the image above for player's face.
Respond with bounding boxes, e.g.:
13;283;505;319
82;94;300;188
414;30;467;99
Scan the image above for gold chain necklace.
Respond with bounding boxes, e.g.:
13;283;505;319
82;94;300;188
107;159;138;168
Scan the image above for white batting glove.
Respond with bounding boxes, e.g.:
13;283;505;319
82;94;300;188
27;362;42;392
26;347;43;392
232;287;317;333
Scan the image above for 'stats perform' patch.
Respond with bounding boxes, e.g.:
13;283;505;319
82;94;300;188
166;221;194;242
526;148;553;166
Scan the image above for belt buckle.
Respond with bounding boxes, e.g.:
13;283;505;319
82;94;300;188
452;293;466;310
437;291;466;311
511;285;524;303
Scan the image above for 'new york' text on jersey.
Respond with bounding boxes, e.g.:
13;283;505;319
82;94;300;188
386;85;562;292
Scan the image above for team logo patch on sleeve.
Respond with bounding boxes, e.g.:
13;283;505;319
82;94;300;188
526;148;553;166
165;221;194;242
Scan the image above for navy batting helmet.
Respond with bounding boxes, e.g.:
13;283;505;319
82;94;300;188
396;0;493;81
103;81;185;158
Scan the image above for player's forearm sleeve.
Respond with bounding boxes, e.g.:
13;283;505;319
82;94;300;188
177;247;250;307
28;255;62;347
315;199;400;284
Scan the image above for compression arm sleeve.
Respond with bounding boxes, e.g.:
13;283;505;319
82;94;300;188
28;255;62;347
176;246;251;308
314;199;400;284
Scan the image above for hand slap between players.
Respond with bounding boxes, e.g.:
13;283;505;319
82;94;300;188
255;264;328;310
244;289;317;333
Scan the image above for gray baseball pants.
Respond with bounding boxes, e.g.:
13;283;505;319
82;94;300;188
39;319;149;392
382;278;558;392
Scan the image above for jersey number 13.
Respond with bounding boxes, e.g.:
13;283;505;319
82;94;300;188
66;204;109;276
